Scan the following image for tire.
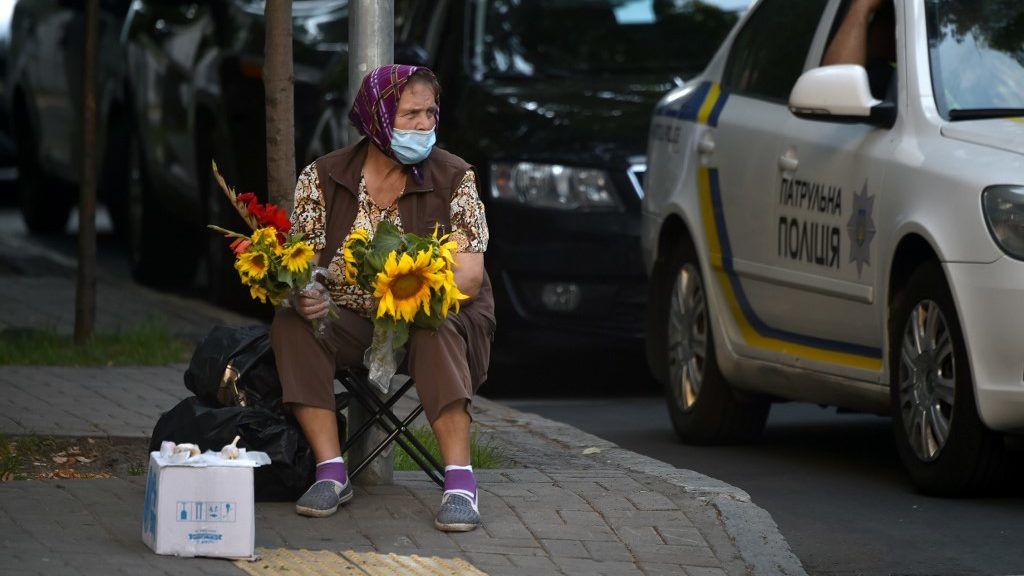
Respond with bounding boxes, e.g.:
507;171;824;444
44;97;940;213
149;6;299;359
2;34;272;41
657;237;770;444
890;260;1005;496
125;130;198;286
14;105;74;234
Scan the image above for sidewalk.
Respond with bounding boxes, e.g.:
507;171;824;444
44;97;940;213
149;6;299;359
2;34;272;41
0;220;805;576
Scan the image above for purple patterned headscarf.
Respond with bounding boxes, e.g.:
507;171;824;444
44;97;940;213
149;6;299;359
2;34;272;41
348;64;438;179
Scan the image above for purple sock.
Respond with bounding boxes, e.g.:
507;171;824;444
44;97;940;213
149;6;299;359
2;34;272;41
444;468;477;503
316;460;348;485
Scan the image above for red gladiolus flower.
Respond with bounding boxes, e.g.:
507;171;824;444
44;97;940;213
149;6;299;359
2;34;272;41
229;237;252;254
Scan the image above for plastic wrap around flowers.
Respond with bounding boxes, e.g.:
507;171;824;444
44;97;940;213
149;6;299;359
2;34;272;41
206;161;320;309
344;221;468;392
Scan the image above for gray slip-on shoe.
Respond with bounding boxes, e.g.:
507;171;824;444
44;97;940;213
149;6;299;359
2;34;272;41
434;492;480;532
295;479;354;518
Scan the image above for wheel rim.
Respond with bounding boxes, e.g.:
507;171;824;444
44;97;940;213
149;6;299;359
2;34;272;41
898;299;956;462
667;263;708;413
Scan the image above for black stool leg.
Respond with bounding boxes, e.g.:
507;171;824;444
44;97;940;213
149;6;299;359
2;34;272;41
340;373;445;487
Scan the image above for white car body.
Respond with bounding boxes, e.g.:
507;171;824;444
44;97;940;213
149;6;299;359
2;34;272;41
642;0;1024;433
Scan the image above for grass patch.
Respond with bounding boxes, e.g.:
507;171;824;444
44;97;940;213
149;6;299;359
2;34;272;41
0;320;191;366
391;426;508;471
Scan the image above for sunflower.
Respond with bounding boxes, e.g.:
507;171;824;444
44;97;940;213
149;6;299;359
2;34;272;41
373;250;445;322
235;250;269;280
349;228;371;245
280;241;314;274
430;224;459;268
251;226;279;249
249;284;271;304
342;230;369;285
343;246;359;285
439;269;469;316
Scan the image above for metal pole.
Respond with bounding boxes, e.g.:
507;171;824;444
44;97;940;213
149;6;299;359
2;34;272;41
347;0;395;485
347;0;394;144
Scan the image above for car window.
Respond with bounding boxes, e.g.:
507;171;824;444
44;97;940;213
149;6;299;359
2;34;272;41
926;0;1024;120
722;0;828;102
469;0;744;79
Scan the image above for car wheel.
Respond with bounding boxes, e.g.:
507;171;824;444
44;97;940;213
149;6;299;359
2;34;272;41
15;111;73;234
890;260;1005;496
661;238;770;444
126;131;197;286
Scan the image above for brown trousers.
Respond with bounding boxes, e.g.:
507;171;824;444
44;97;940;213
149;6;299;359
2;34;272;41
271;298;495;424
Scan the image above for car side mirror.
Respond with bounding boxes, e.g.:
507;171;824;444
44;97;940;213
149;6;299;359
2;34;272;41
395;42;430;67
788;65;896;128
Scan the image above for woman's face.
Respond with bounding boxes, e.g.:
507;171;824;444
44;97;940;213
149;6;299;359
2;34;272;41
394;81;438;131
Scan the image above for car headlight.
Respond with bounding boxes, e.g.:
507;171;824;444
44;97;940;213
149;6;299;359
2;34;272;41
982;185;1024;259
489;162;621;210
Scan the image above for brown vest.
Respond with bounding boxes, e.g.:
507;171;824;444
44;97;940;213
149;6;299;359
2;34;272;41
312;139;494;321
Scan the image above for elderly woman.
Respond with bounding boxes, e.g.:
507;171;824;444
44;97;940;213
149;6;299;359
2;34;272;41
271;64;495;532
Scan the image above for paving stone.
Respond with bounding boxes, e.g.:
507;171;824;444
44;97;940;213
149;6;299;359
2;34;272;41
656;526;708;548
463;551;516;567
507;554;563;572
551;556;644;576
583;541;635;563
541;538;590;559
558;509;606;526
532;524;619;542
684;566;729;576
628;544;720;567
614;526;665;547
624;491;680;512
642;562;695;576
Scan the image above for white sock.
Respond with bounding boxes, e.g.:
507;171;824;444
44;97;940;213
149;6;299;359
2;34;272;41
317;456;344;466
444;464;473;472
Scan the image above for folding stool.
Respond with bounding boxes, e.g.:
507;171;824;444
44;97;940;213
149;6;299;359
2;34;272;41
337;369;445;487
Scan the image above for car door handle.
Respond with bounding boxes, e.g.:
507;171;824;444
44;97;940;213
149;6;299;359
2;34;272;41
697;132;715;155
778;151;799;172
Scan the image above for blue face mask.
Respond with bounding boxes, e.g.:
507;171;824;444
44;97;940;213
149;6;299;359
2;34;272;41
390;128;436;165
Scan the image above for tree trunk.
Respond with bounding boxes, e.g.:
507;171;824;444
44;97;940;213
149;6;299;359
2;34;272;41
264;0;295;213
74;0;100;346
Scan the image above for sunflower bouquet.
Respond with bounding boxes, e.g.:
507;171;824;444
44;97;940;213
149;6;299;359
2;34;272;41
207;161;317;307
343;221;468;391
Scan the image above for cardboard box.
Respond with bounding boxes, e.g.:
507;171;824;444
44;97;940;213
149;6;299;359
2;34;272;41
142;452;262;559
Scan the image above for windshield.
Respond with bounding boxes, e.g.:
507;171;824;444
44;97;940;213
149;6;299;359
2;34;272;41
926;0;1024;120
470;0;745;79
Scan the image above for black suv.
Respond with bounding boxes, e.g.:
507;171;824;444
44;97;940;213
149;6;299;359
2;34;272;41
396;0;741;363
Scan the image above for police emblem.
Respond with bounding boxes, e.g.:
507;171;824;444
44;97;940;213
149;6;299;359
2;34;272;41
846;182;876;278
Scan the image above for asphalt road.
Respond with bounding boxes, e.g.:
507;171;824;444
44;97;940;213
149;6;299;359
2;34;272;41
501;395;1024;576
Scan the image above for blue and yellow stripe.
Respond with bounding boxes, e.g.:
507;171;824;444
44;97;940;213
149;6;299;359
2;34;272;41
668;84;884;370
698;167;883;370
654;81;729;127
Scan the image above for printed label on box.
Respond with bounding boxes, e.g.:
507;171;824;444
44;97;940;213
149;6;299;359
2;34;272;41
177;501;237;523
188;529;225;544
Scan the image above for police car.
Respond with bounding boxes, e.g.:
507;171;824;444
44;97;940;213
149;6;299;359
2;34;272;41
642;0;1024;495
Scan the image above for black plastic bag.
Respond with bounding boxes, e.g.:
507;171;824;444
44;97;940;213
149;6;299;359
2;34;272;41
149;396;348;502
184;325;282;411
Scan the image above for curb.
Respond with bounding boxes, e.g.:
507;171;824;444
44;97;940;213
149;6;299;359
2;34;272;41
475;397;807;576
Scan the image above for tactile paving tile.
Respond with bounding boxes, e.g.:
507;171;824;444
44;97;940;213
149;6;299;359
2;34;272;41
235;547;489;576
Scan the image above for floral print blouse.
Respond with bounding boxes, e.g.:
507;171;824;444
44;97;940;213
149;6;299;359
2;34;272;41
290;163;489;317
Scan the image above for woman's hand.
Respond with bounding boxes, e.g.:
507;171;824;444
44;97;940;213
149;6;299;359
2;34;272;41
295;282;330;320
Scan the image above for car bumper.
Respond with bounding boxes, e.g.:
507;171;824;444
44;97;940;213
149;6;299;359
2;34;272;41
486;203;648;355
946;258;1024;433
